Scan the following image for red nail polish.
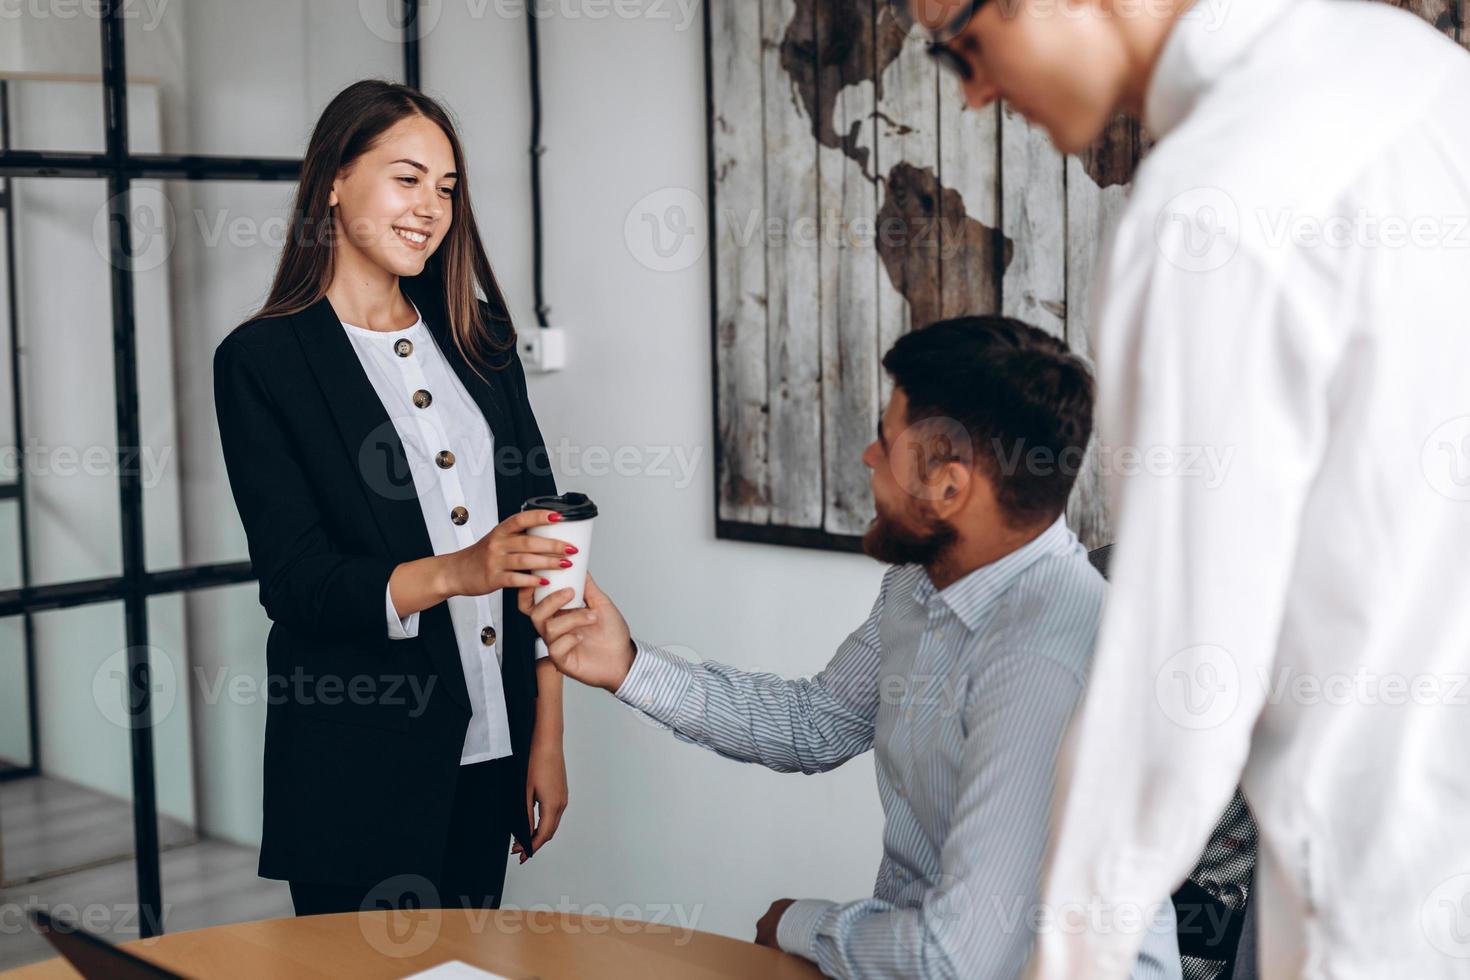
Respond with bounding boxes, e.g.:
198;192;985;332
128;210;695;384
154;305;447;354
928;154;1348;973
565;546;579;555
540;578;550;586
548;513;563;522
559;559;573;568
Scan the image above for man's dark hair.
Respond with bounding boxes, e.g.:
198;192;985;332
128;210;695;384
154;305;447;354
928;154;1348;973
881;315;1095;528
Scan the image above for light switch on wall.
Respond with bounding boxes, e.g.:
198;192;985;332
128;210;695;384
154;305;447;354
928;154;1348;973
518;327;567;372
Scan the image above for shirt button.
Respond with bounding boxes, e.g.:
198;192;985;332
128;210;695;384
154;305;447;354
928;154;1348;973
436;450;455;469
450;506;468;525
412;389;432;409
480;626;497;646
394;338;413;358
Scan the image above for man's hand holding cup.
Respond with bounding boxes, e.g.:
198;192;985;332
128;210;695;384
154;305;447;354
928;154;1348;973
520;574;635;692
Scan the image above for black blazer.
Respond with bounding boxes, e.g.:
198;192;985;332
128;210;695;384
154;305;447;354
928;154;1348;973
213;271;556;885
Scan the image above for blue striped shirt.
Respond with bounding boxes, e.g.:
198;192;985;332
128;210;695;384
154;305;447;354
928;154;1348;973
615;516;1182;979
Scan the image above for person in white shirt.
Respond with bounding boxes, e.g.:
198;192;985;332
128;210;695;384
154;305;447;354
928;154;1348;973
901;1;1470;977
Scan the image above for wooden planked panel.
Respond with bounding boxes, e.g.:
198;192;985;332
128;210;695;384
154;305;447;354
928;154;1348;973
999;105;1066;337
763;0;824;529
873;3;940;409
1380;0;1464;41
712;0;771;525
937;94;1003;319
1063;115;1141;548
817;0;881;536
1064;113;1149;549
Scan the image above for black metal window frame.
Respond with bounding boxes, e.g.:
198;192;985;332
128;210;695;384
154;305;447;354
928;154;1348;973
0;0;421;939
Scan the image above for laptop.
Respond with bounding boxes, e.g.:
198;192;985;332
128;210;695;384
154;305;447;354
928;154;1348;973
28;908;189;979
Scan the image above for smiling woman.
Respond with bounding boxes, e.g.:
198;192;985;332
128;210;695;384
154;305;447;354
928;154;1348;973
253;80;516;380
212;79;575;918
329;129;456;281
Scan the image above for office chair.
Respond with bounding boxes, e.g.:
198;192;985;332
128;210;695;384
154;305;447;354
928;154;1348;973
1088;544;1258;980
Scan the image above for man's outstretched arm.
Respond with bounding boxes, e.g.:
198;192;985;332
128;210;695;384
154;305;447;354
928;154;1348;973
520;571;890;774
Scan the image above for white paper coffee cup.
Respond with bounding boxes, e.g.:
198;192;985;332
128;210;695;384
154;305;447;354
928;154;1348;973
522;492;597;608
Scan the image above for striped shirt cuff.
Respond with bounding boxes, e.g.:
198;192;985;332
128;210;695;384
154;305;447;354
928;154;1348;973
775;898;835;962
613;639;694;725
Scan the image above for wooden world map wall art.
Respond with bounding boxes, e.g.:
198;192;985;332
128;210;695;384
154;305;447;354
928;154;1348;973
708;0;1462;553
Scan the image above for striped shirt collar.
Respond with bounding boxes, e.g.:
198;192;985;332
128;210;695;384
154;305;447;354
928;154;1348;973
910;514;1075;632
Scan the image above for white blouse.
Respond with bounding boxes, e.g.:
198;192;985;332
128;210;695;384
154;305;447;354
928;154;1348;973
340;299;544;765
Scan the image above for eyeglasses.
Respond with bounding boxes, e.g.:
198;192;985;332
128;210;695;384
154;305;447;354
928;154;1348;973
916;0;989;81
926;40;974;81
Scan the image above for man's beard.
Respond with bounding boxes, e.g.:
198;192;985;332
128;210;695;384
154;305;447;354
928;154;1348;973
862;500;957;567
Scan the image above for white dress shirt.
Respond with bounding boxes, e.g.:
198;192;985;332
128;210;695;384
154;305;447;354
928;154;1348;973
341;299;546;766
1028;3;1470;979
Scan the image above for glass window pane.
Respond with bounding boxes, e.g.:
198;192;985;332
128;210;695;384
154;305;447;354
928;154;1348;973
6;78;97;155
142;180;295;571
0;586;287;971
0;602;157;969
0;11;104;149
10;178;121;586
3;603;142;886
145;592;197;845
0;612;31;772
0;498;21;590
0;842;142;969
171;582;275;860
2;600;194;871
0;501;28;772
2;72;164;156
0;4;103;76
126;0;403;158
0;174;13;461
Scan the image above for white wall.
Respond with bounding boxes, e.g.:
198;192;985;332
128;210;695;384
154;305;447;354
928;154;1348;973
426;5;890;939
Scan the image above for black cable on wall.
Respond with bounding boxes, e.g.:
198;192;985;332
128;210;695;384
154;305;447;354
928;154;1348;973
403;0;421;90
526;5;550;329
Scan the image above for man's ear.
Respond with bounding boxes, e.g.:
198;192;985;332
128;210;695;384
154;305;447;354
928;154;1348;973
930;460;973;519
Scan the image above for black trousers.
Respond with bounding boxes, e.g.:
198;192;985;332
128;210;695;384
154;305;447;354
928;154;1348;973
289;754;520;915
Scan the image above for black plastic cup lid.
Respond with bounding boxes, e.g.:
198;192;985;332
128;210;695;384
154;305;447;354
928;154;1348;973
521;492;598;521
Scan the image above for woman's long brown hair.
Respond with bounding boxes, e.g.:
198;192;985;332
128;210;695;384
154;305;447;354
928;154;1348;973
254;79;515;377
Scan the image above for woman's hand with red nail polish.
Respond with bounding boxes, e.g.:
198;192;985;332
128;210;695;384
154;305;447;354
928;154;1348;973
443;509;579;597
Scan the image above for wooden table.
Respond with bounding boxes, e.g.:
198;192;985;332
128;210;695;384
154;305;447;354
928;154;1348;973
5;910;826;979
